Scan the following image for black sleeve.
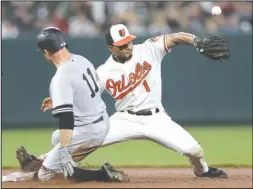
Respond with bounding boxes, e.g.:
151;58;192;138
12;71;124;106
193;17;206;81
57;111;74;130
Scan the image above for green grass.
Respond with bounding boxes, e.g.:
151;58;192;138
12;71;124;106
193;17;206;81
2;126;252;168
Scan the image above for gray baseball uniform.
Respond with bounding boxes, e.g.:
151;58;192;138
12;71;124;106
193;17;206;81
38;54;110;181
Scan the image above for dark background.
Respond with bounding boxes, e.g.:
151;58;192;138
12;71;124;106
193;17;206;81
2;34;252;128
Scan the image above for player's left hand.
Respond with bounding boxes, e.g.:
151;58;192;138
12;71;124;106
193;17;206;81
59;146;76;178
41;97;53;112
194;35;230;62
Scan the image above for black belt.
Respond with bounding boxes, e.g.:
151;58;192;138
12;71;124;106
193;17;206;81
92;116;104;124
121;108;160;116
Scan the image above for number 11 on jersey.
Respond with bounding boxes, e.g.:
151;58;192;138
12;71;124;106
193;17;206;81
83;68;99;98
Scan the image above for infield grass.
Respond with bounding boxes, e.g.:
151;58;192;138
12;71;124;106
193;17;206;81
2;126;252;168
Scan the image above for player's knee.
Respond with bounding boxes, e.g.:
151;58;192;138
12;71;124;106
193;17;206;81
38;166;57;182
51;129;60;146
38;167;50;182
184;143;204;158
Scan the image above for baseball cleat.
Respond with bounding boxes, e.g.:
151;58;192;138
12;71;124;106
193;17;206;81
195;166;228;178
16;146;39;171
101;162;130;182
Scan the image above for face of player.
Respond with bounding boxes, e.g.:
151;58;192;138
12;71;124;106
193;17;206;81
109;41;133;62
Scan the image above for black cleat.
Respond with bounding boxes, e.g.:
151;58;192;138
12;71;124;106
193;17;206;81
195;166;228;178
101;162;130;182
16;146;40;172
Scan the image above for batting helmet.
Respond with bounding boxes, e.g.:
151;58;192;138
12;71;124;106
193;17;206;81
36;27;67;53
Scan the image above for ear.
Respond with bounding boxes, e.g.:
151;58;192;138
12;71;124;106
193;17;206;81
44;50;53;57
43;49;48;55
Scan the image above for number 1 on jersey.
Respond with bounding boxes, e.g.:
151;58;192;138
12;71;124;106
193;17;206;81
83;68;99;98
143;80;150;92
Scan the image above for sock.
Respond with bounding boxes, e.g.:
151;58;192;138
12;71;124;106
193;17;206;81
71;167;107;182
185;145;209;175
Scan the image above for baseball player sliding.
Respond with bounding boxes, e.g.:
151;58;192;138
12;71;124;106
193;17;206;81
13;24;229;181
3;27;129;183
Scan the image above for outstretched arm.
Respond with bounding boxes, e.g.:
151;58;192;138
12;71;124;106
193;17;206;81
165;33;230;61
50;75;76;178
165;32;197;49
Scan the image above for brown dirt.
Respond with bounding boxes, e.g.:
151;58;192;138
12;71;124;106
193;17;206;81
2;167;252;188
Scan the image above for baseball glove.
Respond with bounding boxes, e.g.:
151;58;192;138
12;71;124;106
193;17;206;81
194;35;230;62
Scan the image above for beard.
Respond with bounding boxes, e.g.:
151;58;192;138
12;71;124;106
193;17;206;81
113;54;132;63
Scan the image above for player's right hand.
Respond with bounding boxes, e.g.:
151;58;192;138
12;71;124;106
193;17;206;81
59;146;76;178
41;97;53;112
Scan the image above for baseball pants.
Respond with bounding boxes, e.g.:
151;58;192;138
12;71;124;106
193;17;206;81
38;112;110;182
47;108;208;176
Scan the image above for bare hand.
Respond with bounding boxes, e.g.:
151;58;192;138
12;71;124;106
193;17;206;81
41;97;53;112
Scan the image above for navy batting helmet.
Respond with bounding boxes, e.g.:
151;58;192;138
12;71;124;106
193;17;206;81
36;27;67;53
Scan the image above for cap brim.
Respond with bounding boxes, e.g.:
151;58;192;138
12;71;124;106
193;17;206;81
113;35;136;46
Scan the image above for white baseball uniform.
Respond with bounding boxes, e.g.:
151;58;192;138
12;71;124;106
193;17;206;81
96;34;209;175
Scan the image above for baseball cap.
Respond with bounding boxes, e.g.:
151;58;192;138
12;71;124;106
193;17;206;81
105;24;136;46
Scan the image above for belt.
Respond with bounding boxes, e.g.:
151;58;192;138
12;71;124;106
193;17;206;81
74;115;104;127
92;116;104;124
121;108;160;116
